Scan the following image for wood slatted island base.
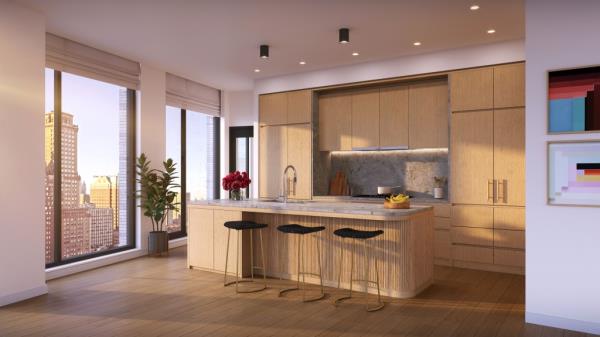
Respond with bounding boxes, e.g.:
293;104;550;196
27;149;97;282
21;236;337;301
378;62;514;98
187;200;434;299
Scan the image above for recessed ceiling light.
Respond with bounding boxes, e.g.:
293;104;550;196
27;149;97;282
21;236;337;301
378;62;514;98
352;52;359;56
413;41;422;46
487;29;496;34
254;69;260;73
299;61;306;65
470;4;480;10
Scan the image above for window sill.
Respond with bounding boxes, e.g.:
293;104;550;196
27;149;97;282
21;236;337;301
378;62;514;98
46;248;145;281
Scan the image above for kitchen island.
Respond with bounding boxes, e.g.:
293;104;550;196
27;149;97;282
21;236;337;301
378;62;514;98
187;199;434;298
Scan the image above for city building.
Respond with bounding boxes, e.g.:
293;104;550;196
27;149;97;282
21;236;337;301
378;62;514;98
90;175;119;245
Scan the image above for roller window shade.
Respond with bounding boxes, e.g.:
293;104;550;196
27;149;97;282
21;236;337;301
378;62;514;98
166;73;221;116
46;33;140;89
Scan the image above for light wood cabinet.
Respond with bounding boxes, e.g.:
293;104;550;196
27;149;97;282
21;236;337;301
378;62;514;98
287;123;312;199
451;227;493;246
213;210;244;273
351;89;380;149
187;208;214;270
434;229;451;262
318;92;352;151
494;248;524;268
259;93;287;125
450;110;494;205
452;245;493;264
287;90;312;124
409;80;449;148
379;85;409;148
452;205;493;228
493;206;525;231
450;67;494;111
493;229;525;249
259;125;287;198
494;63;525;108
494;108;525;206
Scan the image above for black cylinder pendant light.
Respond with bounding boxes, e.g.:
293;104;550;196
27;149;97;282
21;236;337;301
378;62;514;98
339;28;349;44
260;45;269;59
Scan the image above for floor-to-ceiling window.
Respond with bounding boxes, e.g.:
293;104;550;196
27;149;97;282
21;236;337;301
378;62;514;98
44;68;136;267
229;126;254;198
165;106;220;239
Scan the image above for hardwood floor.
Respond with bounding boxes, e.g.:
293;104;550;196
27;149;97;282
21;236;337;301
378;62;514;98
0;247;595;337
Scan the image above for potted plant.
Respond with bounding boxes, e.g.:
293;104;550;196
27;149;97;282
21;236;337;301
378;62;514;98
136;153;180;256
433;176;447;199
222;171;251;200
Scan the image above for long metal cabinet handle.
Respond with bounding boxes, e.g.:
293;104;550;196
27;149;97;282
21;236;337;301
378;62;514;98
498;179;507;203
488;179;494;202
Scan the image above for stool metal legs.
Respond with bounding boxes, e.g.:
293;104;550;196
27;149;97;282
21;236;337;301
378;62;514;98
335;238;384;312
279;232;325;302
223;228;267;293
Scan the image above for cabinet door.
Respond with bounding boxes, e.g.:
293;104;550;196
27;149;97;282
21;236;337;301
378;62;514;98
259;125;287;198
493;206;525;230
287;90;312;124
451;110;494;204
452;205;494;228
213;210;243;273
351;89;380;149
287;123;312;199
379;85;409;148
259;93;287;125
318;93;352;151
434;229;452;261
494;63;525;108
187;208;214;269
409;79;449;148
494;108;525;206
450;67;493;111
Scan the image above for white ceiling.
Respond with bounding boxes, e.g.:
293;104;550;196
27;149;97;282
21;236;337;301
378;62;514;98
19;0;524;90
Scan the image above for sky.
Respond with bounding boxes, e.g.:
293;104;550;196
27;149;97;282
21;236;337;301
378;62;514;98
46;69;212;199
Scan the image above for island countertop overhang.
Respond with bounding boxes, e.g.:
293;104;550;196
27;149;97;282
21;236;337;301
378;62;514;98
189;199;433;221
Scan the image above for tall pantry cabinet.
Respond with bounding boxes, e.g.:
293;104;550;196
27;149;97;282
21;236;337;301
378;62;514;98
449;62;526;274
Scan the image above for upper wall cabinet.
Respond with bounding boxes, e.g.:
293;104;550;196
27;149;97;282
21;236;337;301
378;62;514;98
287;90;313;124
259;90;312;126
380;85;409;148
450;67;494;111
259;92;287;125
493;63;525;108
409;80;449;148
318;92;352;151
351;89;380;149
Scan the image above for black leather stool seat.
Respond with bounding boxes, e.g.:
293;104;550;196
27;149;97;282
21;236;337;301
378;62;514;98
224;221;267;230
277;224;325;235
333;227;384;239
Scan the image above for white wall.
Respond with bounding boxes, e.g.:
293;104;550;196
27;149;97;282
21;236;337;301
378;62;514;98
0;2;48;306
525;0;600;334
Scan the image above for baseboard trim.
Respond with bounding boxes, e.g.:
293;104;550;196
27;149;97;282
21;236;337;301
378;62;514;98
526;311;600;335
0;284;48;307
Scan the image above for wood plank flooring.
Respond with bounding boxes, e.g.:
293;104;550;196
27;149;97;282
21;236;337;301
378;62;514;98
0;247;595;337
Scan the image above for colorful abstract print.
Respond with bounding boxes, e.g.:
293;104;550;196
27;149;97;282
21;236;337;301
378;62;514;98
548;142;600;206
549;66;600;132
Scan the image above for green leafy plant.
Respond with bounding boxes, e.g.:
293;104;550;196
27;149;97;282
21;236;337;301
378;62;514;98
434;176;447;188
136;153;180;232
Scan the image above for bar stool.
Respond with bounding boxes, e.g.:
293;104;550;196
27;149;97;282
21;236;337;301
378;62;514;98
223;220;268;293
333;227;385;312
277;224;326;302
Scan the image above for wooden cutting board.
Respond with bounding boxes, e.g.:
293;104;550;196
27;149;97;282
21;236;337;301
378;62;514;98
329;171;349;196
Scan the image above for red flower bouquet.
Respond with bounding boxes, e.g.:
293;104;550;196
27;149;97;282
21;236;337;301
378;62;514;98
222;171;251;200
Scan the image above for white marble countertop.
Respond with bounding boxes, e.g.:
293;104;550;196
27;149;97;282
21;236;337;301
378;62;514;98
311;195;450;204
189;199;433;221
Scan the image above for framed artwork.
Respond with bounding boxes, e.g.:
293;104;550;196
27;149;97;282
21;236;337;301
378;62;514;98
548;66;600;133
548;141;600;206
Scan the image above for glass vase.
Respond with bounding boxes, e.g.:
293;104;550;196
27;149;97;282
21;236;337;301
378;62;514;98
230;189;242;201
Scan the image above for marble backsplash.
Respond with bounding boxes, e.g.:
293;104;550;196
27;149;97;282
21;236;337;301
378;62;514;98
315;149;449;198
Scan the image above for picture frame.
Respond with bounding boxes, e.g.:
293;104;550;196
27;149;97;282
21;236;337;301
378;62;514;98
547;140;600;206
547;65;600;134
